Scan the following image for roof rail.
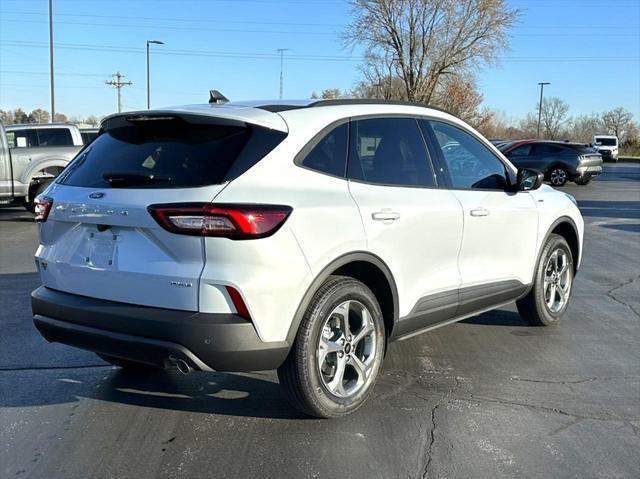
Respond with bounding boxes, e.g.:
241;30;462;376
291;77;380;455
307;98;454;116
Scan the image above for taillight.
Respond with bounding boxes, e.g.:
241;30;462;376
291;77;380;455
148;203;292;239
34;196;53;222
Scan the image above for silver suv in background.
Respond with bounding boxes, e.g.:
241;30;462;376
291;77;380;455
0;123;83;210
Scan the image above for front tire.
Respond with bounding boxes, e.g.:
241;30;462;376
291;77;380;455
517;234;574;326
278;275;386;418
548;167;568;187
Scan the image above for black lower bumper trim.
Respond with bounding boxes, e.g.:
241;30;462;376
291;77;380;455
31;286;290;372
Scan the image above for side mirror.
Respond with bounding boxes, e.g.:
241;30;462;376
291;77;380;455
517;168;544;191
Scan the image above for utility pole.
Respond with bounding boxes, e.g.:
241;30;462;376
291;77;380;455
537;82;551;138
105;72;133;113
146;40;164;109
48;0;55;123
276;48;289;99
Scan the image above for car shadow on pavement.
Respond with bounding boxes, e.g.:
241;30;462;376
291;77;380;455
461;309;530;327
600;223;640;233
578;200;640;219
1;358;311;419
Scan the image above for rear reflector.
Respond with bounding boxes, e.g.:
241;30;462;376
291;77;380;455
34;196;53;222
225;286;251;321
148;203;292;239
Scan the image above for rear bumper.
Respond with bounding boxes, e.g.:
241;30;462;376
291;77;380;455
574;165;602;181
31;286;290;372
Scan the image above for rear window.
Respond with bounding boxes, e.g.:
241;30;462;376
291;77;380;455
37;128;73;146
58;119;286;188
564;144;596;154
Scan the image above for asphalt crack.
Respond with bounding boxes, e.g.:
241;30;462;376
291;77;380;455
606;275;640;318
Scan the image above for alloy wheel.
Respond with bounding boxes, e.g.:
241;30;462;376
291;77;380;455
543;248;572;313
549;168;567;186
317;300;377;398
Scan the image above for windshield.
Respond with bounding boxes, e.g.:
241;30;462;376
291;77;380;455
57;120;286;188
595;138;617;146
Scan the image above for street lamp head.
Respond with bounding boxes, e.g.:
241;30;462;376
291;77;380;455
147;40;165;45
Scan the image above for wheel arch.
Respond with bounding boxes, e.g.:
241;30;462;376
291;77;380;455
539;216;581;276
22;159;68;185
285;252;399;344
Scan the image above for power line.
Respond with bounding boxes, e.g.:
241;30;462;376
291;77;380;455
1;41;638;64
105;72;132;113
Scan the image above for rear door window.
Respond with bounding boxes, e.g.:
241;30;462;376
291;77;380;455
299;122;348;177
58;119;286;188
37;128;73;146
509;144;532;156
347;117;435;187
532;144;563;156
9;129;38;148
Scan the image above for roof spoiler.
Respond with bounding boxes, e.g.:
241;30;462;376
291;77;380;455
209;90;229;104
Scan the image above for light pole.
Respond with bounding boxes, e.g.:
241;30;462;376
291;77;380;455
48;0;55;122
276;48;289;99
146;40;164;109
537;82;550;138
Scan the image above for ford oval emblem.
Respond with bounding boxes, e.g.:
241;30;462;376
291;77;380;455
89;192;105;199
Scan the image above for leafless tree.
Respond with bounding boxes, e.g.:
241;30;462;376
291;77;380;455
344;0;518;103
602;107;635;143
539;97;570;140
568;114;602;144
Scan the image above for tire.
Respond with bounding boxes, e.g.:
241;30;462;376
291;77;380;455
574;178;591;186
24;179;53;213
517;234;574;326
548;167;568;187
278;275;386;418
97;353;158;372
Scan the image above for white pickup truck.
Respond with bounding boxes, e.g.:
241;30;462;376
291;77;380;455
0;123;83;211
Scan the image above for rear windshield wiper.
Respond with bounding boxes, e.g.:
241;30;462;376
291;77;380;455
103;172;173;187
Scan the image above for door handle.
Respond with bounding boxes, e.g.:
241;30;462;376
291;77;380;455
372;211;400;222
470;207;490;217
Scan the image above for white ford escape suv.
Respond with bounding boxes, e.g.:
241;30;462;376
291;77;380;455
31;99;584;418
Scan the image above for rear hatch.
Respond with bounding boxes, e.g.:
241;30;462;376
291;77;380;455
35;110;287;311
566;144;603;168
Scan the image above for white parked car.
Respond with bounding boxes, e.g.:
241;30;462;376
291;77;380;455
31;99;584;417
593;134;619;162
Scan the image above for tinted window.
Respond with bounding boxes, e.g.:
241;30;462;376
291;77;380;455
8;129;38;148
348;117;434;187
81;131;99;145
37;128;73;146
58;120;286;189
509;144;532;156
300;123;347;177
428;120;508;190
532;144;563;156
595;138;616;146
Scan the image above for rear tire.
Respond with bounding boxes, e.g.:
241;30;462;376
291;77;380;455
278;275;386;418
574;178;591;186
517;234;574;326
548;167;568;187
97;353;158;372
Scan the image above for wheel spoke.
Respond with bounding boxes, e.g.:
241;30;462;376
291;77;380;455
350;354;370;384
352;308;374;346
327;354;347;395
318;336;342;367
557;285;566;303
336;301;351;339
547;284;557;308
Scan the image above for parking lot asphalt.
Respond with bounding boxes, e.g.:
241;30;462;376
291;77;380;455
1;162;639;479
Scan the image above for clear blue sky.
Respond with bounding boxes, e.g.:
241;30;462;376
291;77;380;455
1;0;639;121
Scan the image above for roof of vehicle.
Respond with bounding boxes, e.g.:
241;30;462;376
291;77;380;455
101;99;459;134
5;122;78;130
503;139;592;151
593;134;617;138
